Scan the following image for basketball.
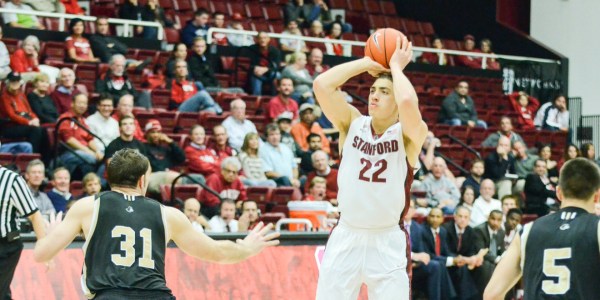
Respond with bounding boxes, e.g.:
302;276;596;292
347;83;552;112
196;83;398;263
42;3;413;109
364;28;406;68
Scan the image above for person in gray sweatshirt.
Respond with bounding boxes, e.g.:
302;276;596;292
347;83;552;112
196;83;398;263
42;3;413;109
422;157;461;215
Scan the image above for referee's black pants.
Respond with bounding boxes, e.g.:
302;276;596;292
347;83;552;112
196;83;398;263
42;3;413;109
0;238;23;300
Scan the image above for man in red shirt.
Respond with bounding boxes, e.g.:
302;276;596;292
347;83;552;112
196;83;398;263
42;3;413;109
111;94;145;142
50;68;85;114
209;125;235;158
185;125;221;177
305;150;338;204
456;35;482;69
58;93;103;180
199;157;247;219
0;72;50;162
306;48;330;77
267;77;299;123
167;59;222;114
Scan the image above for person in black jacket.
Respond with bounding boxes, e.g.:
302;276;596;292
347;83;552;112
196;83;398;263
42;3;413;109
95;54;152;109
90;17;151;69
472;210;505;298
484;135;516;199
249;32;282;96
140;0;177;39
27;73;58;124
524;159;557;216
187;37;245;94
438;81;487;128
119;0;143;36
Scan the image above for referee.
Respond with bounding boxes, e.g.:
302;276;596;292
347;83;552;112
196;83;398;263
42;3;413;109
0;160;47;299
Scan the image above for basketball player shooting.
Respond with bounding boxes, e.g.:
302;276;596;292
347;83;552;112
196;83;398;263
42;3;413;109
314;34;428;299
32;149;279;299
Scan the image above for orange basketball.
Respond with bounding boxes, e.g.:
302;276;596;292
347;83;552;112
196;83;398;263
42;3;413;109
364;28;406;68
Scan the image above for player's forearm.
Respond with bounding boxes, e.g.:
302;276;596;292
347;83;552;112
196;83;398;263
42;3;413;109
29;211;46;241
313;58;370;94
390;65;418;107
212;240;254;264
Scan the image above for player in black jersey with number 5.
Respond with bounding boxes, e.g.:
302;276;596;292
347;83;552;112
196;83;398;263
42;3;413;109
484;158;600;300
33;149;279;299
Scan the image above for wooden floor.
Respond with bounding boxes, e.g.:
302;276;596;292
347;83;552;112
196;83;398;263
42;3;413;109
12;246;369;299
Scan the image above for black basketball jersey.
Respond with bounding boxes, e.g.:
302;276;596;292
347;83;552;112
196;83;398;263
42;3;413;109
522;207;600;299
82;191;171;298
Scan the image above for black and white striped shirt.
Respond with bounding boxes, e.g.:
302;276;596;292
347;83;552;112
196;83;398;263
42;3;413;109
0;166;39;238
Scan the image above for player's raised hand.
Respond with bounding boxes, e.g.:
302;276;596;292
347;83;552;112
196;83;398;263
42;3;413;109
389;36;413;70
362;56;389;78
237;222;280;257
46;211;63;234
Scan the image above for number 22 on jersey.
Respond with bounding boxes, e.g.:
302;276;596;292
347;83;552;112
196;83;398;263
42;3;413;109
358;158;388;183
111;225;155;269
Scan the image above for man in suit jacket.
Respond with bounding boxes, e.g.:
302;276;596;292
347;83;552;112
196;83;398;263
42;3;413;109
423;208;478;300
524;159;557;216
443;206;477;257
472;209;506;297
405;201;455;300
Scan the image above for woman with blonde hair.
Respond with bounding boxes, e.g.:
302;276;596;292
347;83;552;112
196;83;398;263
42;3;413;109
282;51;316;104
238;133;276;188
27;73;59;124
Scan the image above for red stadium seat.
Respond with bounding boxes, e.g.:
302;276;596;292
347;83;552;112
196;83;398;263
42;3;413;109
246;186;272;202
202;114;227;134
402;19;421;35
151;89;171;110
380;1;397;16
368;15;387;30
14;153;41;173
270;204;289;217
164;28;181;44
420;22;436;36
365;0;382;14
3;39;19;54
70;181;84;199
260;212;286;225
156;111;179;133
210;1;228;14
42;41;65;61
0;153;15;166
346;0;365;12
262;5;283;21
159;0;174;10
174;0;193;12
176;112;201;133
270;187;297;205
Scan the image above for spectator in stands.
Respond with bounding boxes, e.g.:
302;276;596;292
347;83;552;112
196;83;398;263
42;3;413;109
0;27;10;80
0;72;51;163
284;0;311;27
187;37;244;94
111;94;145;141
168;59;222;113
27;73;58;124
65;18;100;63
183;198;209;232
181;9;211;46
200;157;247;219
260;123;300;187
249;32;282;96
484;136;516;198
306;48;329;77
461;159;484;198
285;0;332;28
80;172;101;199
503;208;522;248
580;143;599;165
478;39;500;70
58;93;103;180
209;125;235;158
104;115;149;162
500;195;519;218
305;150;338;202
538;144;559;181
226;13;253;47
422;157;460;214
2;0;45;29
508;91;540;130
60;0;84;14
0;141;32;155
525;159;557;217
534;94;569;132
282;52;316;104
22;0;64;13
420;37;448;66
25;159;56;216
89;17;150;71
304;176;326;200
281;19;309;53
276;112;301;155
238;133;277;188
513;140;538;193
421;208;479;300
238;200;260;231
439;81;487;128
210;11;228;46
221;99;257;151
558;144;580;171
185;125;220;177
325;23;347;56
51;68;85;114
86;94;120;154
481;116;524;147
207;199;239;233
166;43;187;79
267;78;300;123
47;167;72;213
417;131;441;178
119;0;144;36
405;200;455;300
458;186;476;210
291;103;330;153
470;179;501;226
455;35;481;69
308;20;325;38
299;133;322;176
96;54;152;109
141;0;177;39
11;35;59;84
472;210;505;296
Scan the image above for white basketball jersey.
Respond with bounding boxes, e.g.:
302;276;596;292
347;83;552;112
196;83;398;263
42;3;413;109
337;116;413;229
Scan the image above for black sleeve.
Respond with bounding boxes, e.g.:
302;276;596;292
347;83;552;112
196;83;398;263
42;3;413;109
187;56;201;82
484;152;509;180
89;35;112;63
468;97;478;121
27;93;49;123
441;96;457;121
269;47;282;72
109;37;128;56
169;142;186;165
95;77;108;94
